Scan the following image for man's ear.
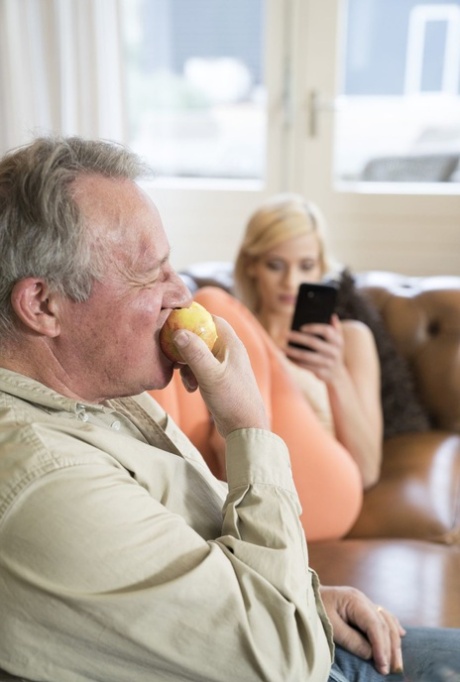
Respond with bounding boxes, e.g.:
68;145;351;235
10;278;62;337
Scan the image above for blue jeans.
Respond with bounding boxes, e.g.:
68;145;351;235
329;627;460;682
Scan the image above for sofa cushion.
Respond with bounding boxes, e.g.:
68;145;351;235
347;431;460;545
308;538;460;628
181;261;235;294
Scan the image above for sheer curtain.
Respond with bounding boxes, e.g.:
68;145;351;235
0;0;125;155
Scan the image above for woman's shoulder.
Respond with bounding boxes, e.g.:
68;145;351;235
341;318;379;366
341;317;375;339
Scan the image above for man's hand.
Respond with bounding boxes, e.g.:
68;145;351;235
172;316;269;438
320;585;406;675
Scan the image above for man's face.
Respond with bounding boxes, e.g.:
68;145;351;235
56;175;192;403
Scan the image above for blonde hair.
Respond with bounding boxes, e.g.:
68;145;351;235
234;193;335;313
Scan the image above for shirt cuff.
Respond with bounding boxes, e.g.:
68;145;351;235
225;428;297;495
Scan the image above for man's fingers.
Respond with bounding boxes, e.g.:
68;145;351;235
358;604;404;675
374;606;405;674
178;364;199;392
170;318;269;437
331;616;372;661
172;329;215;367
172;316;230;371
321;587;405;677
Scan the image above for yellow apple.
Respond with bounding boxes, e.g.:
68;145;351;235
160;301;218;363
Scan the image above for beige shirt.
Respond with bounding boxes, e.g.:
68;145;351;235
0;368;333;682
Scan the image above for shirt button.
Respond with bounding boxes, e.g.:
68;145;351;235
111;420;121;431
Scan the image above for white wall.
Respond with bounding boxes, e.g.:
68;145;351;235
146;182;460;276
144;184;269;272
329;209;460;276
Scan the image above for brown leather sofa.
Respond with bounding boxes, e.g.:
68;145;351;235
310;271;460;629
181;264;460;629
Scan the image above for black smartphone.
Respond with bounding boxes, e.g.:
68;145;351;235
289;282;338;349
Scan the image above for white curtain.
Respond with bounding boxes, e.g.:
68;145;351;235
0;0;125;155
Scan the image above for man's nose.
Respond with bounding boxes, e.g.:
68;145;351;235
166;270;194;309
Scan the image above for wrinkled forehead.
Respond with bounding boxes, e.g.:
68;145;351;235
70;174;171;283
73;173;164;245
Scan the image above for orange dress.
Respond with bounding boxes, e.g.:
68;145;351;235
150;286;362;541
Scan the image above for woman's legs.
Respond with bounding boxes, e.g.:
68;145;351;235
195;287;363;541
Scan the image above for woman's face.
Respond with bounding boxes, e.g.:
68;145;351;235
249;232;323;319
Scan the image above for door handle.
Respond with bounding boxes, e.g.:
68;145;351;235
308;90;339;137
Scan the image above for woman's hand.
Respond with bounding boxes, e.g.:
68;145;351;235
284;314;345;383
320;585;406;675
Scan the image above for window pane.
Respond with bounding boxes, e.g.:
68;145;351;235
120;0;266;181
335;0;460;184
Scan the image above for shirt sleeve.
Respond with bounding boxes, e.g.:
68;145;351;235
0;428;333;682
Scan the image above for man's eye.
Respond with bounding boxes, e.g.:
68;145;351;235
132;271;160;288
145;268;161;283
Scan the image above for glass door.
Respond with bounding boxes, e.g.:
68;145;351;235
120;0;267;183
118;0;290;270
335;0;460;186
294;0;460;275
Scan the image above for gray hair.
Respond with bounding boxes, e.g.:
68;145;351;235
0;136;150;339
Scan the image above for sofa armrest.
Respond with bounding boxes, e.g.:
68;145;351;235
347;431;460;544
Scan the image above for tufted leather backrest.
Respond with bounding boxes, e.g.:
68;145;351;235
356;272;460;432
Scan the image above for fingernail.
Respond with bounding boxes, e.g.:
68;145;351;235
174;330;190;347
393;646;404;674
182;375;197;392
380;663;389;675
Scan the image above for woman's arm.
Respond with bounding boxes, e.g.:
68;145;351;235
286;316;383;488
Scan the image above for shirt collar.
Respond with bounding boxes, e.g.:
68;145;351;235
0;367;105;415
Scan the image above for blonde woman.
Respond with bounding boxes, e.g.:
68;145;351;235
153;194;382;540
230;193;383;489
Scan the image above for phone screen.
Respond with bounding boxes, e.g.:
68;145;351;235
289;282;338;349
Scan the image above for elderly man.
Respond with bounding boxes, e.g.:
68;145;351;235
0;136;457;682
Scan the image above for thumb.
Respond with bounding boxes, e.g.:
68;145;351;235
172;328;218;380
